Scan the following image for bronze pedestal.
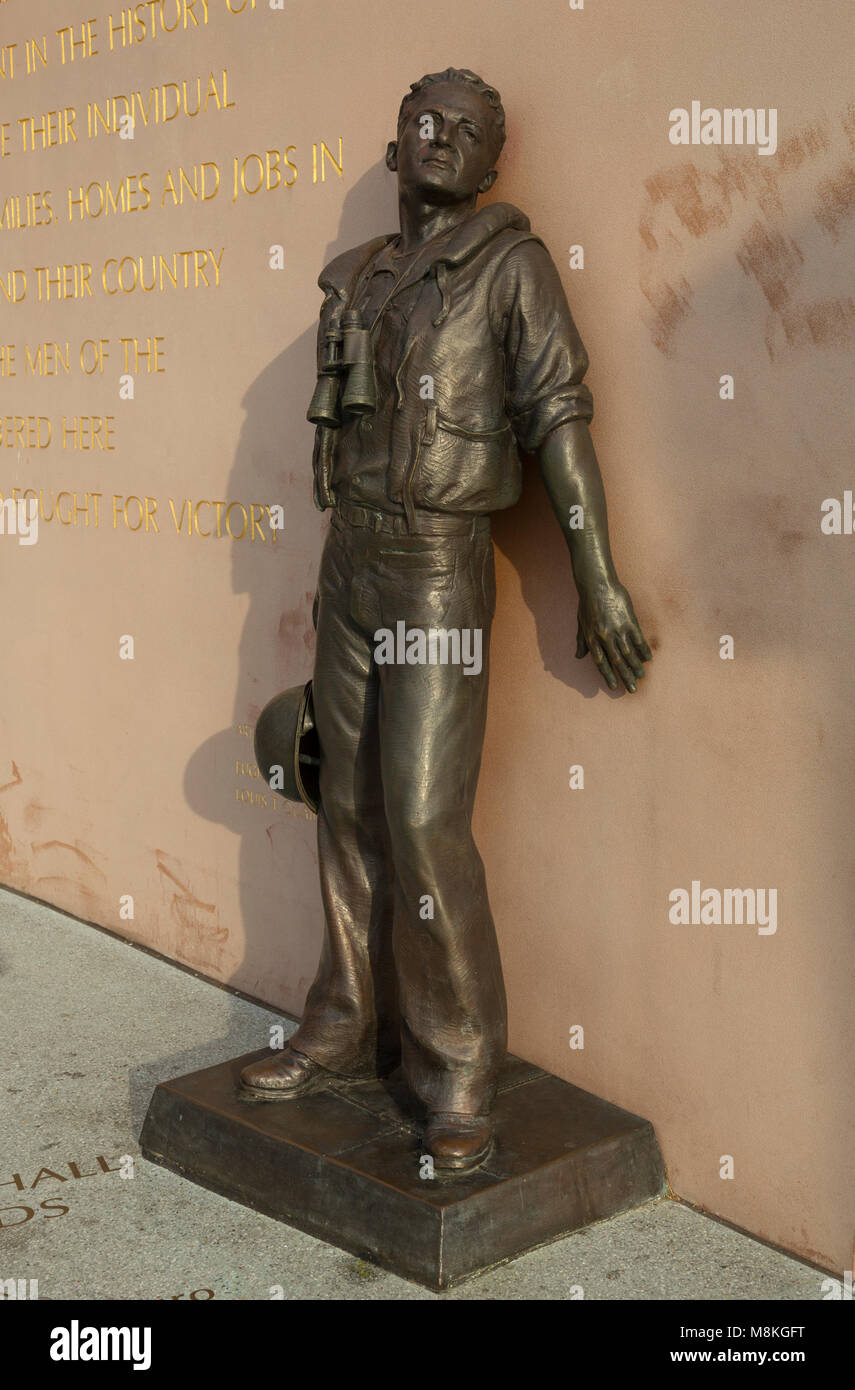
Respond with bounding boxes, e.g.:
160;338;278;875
141;1050;666;1290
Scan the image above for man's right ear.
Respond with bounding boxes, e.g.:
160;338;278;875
386;141;398;171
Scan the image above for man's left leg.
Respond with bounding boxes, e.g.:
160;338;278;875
376;524;507;1169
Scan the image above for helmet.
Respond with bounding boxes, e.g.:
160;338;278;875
254;681;320;814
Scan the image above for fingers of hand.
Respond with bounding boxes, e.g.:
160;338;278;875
600;636;636;693
616;634;646;681
589;638;618;691
630;626;653;663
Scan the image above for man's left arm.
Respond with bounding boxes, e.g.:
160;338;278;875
497;240;652;693
538;418;651;692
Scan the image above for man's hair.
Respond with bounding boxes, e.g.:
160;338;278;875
397;68;506;161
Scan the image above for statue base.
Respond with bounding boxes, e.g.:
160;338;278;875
140;1049;666;1290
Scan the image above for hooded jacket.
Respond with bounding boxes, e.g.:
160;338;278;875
310;202;594;525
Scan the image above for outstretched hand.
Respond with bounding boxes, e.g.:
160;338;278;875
576;581;652;693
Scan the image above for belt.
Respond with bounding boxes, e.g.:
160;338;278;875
333;498;488;538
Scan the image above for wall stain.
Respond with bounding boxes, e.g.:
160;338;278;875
640;108;853;360
778;122;831;171
644;163;731;240
0;811;17;879
779;529;807;556
735;220;805;314
0;764;26;886
779;298;855;353
640;276;694;356
30;839;107;879
813;163;855;240
0;761;23;793
278;605;314;654
33;874;98;903
23;800;52;831
155;851;229;972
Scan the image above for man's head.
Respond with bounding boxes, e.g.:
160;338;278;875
387;68;506;205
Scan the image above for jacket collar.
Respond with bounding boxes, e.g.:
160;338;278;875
319;203;531;299
431;201;531;268
387;202;531;301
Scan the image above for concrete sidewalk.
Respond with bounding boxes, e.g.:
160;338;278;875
0;887;826;1300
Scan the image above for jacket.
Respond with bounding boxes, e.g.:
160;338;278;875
310;202;594;525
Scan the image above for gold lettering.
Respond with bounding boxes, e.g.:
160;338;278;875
168;497;190;535
226;501;247;539
193;499;211;537
124;495;144;531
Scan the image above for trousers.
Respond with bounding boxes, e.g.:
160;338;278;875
288;508;508;1115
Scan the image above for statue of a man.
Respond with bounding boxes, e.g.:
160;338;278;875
240;67;651;1174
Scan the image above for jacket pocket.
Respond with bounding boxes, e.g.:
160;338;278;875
409;408;521;513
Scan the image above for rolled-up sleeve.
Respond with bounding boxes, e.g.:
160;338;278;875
491;240;594;453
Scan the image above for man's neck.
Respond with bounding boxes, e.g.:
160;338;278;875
396;194;478;253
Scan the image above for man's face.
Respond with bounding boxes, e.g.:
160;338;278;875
391;82;500;204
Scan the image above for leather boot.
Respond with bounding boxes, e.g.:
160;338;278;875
239;1045;365;1101
424;1111;494;1173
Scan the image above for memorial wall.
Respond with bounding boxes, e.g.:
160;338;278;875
2;0;854;1273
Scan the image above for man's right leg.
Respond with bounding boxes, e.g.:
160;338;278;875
240;522;398;1100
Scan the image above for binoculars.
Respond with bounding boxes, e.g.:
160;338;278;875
307;306;376;427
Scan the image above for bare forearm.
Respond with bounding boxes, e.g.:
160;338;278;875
538;418;618;594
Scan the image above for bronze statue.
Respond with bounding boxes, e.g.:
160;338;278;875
241;68;652;1174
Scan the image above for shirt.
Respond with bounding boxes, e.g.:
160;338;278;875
332;226;457;513
311;202;594;519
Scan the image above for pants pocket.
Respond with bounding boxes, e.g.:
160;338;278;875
376;551;457;592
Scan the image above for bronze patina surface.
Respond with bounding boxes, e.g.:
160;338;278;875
141;66;662;1268
241;67;652;1172
141;1051;666;1290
